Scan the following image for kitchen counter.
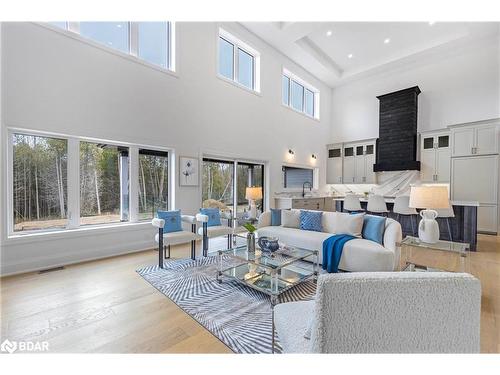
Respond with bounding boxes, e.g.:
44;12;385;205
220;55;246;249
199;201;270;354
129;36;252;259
274;196;335;211
332;197;479;207
334;198;478;251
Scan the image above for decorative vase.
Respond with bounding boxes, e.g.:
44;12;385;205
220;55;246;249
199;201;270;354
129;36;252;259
247;232;256;253
418;209;440;243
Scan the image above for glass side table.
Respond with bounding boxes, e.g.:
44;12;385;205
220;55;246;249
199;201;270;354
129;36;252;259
399;236;470;273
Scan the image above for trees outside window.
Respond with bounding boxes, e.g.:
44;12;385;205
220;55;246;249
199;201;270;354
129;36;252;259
202;159;234;212
202;158;264;216
12;134;68;232
138;149;169;220
79;142;129;225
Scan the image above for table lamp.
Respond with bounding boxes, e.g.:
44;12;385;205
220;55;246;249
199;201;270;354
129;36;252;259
245;187;263;219
409;185;450;243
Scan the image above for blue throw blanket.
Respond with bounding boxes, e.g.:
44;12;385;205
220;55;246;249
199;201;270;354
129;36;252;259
322;234;356;273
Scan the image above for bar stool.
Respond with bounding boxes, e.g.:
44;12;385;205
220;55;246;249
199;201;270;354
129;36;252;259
344;194;363;213
435;205;455;241
393;195;418;236
367;194;389;216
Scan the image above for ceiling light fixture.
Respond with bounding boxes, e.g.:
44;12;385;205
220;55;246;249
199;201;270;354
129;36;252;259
348;54;353;59
384;38;391;44
326;30;332;37
312;154;317;159
428;21;436;26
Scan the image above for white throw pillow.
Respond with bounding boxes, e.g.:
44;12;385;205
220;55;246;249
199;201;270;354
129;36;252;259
322;211;337;233
333;212;364;237
281;209;301;228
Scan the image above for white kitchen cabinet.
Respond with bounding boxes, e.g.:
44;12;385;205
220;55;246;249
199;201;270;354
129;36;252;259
451;155;499;233
343;141;376;184
476;125;498;155
451;122;499;157
343;146;355;184
326;144;343;184
477;205;498;233
419;131;450;182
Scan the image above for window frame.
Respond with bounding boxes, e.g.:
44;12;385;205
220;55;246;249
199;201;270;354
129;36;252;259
217;28;261;94
201;156;266;217
5;127;174;238
282;68;320;120
40;22;176;74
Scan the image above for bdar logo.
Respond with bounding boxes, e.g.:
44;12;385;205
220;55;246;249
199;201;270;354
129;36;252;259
1;339;18;354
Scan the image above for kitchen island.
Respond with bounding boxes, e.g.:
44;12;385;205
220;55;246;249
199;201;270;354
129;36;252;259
333;197;479;251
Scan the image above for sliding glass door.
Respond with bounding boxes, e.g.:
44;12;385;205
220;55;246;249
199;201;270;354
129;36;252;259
202;158;264;218
236;162;264;218
202;158;235;212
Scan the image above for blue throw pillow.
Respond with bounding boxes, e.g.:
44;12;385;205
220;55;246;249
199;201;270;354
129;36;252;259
300;210;323;232
157;210;182;233
270;208;281;226
362;214;386;244
200;208;221;227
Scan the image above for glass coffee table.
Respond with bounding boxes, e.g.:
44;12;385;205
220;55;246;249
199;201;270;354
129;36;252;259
399;236;470;273
216;242;319;353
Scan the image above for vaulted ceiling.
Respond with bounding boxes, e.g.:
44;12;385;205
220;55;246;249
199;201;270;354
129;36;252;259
241;22;499;87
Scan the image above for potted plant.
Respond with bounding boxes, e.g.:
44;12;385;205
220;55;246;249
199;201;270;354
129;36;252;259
243;223;257;253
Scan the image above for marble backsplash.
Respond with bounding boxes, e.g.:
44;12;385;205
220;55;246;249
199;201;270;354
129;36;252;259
327;170;446;197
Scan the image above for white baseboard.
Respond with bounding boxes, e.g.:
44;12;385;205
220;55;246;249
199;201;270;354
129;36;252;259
0;239;153;277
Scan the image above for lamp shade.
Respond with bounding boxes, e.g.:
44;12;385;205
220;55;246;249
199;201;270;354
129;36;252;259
409;186;450;209
245;187;263;200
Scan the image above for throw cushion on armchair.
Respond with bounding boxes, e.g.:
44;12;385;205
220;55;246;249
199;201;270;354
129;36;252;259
157;210;183;233
199;208;222;227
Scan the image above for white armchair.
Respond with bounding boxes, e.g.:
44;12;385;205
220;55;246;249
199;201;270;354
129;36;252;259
196;211;234;256
274;272;481;353
152;215;201;268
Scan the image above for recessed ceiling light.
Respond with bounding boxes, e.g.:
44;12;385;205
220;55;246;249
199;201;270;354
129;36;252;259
348;54;353;59
428;21;436;26
384;38;391;44
326;30;333;37
116;24;122;28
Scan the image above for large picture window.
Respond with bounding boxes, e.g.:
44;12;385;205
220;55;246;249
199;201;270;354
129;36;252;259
46;21;174;71
12;133;68;232
8;130;171;235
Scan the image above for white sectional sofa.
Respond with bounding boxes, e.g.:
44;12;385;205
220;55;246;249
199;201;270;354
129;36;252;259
256;209;402;272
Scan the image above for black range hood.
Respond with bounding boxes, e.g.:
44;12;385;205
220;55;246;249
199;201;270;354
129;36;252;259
374;86;421;172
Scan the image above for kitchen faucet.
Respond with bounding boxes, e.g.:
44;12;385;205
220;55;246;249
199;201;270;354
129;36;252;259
302;181;312;197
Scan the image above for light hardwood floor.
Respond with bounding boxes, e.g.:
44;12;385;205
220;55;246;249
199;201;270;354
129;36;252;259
1;234;499;353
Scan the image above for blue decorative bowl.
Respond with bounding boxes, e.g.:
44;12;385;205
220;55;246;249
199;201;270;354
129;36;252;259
257;236;280;252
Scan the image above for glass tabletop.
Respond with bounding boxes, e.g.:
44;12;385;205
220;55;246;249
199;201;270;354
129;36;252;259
219;245;316;270
400;236;469;255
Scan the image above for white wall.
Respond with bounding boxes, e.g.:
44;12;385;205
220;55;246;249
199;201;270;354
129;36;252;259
329;35;500;143
0;22;332;275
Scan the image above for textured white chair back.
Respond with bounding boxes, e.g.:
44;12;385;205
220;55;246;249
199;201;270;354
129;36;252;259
435;204;455;218
367;194;389;213
393;195;417;215
344;194;362;212
310;272;481;353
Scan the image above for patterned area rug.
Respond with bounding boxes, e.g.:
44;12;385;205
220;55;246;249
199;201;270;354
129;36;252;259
137;255;316;354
